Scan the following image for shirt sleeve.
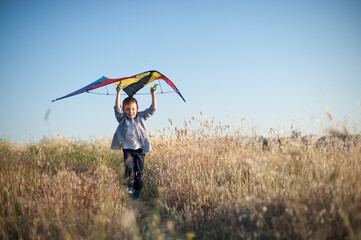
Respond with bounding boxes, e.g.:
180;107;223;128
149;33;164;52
138;105;156;120
114;106;124;122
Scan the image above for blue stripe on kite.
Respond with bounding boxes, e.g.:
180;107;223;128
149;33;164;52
90;76;108;85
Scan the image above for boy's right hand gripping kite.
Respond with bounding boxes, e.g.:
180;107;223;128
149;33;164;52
116;82;122;92
52;70;186;102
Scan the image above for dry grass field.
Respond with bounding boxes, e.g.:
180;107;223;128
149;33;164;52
1;116;360;239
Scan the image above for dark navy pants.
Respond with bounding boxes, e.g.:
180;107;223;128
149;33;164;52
123;148;145;191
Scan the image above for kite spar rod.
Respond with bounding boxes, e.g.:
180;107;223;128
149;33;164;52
86;91;176;96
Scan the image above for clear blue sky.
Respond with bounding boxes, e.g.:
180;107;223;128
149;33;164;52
1;0;360;142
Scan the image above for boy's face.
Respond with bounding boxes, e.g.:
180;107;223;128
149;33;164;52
123;102;138;119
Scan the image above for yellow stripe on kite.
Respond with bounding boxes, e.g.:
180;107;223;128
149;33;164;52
113;72;152;89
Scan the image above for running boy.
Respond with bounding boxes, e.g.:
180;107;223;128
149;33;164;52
111;83;157;199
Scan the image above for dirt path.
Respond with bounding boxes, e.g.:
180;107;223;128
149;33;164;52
127;195;184;240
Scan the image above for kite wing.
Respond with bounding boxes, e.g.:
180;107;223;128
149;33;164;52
52;70;186;102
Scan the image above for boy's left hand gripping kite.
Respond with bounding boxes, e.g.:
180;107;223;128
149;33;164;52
52;70;186;102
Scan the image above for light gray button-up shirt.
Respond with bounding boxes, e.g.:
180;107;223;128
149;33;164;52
111;105;156;153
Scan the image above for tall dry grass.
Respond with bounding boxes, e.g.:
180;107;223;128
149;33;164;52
0;138;138;239
1;116;360;239
146;117;361;239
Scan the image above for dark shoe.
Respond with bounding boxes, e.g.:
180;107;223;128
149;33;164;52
132;190;141;199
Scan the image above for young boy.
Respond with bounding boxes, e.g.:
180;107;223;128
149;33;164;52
111;83;157;199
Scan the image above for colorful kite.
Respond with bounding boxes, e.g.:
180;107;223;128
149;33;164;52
52;70;186;102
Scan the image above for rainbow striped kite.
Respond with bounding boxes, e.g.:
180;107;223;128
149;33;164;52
52;70;186;102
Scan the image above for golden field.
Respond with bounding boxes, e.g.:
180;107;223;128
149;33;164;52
1;117;360;239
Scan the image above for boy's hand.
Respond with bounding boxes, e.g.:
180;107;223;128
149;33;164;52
116;82;122;93
151;84;158;94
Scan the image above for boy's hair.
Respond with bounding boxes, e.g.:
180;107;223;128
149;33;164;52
122;97;138;108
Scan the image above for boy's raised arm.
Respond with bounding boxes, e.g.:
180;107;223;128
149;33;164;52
115;83;122;109
150;86;157;109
